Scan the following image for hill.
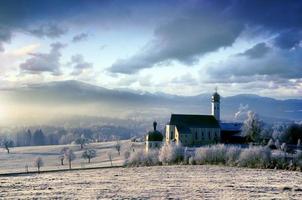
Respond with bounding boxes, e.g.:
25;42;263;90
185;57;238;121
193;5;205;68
0;80;301;125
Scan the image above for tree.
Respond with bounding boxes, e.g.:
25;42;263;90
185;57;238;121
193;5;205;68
2;139;14;154
59;147;69;165
82;149;96;163
241;111;263;143
115;140;121;156
65;149;76;169
75;136;89;149
24;129;32;146
34;157;44;172
33;129;46;146
107;151;113;166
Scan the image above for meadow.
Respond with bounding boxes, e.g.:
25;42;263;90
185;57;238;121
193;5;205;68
1;165;302;199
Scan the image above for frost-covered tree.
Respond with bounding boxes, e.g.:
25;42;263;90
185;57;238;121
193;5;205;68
65;149;76;169
33;129;45;146
82;149;96;163
1;139;14;154
115;140;121;155
34;157;44;172
107;151;113;166
241;111;263;143
59;147;69;165
281;143;287;152
275;139;281;149
75;135;89;149
267;139;275;149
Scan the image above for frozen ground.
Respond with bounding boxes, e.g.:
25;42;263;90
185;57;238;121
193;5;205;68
1;165;302;199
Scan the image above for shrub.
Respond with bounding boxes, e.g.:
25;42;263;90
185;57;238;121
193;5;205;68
270;150;288;169
225;146;241;166
159;143;184;165
238;146;271;168
194;144;227;165
125;149;159;167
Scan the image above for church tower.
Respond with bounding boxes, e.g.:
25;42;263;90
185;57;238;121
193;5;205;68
211;88;220;121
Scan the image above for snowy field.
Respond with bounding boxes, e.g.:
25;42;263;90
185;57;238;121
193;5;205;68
0;140;142;174
1;165;302;199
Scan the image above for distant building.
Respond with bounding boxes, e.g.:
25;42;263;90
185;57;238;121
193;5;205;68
145;121;163;152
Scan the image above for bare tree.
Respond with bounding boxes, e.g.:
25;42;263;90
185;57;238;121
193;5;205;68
82;149;96;163
107;151;113;166
65;149;76;169
59;147;69;165
34;157;44;172
115;140;121;156
1;139;14;154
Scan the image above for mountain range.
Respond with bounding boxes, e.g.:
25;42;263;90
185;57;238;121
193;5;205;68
0;80;301;125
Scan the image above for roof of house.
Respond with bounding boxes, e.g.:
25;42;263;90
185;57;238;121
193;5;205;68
220;122;242;132
169;114;220;129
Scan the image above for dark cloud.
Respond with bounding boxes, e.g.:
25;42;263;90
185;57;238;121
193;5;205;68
238;43;271;59
19;42;66;75
206;47;302;83
28;23;67;38
108;0;302;74
72;33;88;43
69;54;93;76
109;15;243;74
274;30;302;49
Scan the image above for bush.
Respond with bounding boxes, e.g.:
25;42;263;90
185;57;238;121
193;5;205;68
238;146;271;168
125;149;159;167
194;144;227;165
159;143;184;165
225;146;242;166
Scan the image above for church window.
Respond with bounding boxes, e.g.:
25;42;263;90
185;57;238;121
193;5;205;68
208;132;211;139
195;132;197;140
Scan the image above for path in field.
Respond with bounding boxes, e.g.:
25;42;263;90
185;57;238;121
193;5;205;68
1;165;302;199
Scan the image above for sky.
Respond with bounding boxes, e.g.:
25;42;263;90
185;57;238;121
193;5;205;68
0;0;301;99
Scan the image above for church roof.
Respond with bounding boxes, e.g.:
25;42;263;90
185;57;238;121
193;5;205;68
169;114;220;129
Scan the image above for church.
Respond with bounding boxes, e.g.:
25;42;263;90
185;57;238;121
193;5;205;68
165;91;221;147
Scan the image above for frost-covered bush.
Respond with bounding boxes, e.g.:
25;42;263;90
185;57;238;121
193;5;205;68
270;150;288;169
194;144;227;165
125;149;159;167
225;146;241;166
238;146;271;168
159;143;184;165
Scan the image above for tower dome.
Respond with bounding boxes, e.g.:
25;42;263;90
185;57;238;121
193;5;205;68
146;121;163;141
212;92;220;102
211;88;220;121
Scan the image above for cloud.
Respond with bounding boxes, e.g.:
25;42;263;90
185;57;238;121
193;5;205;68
109;13;243;74
273;30;302;49
206;47;302;83
28;23;67;38
72;33;88;43
19;42;66;75
69;54;93;76
238;43;271;59
108;1;302;74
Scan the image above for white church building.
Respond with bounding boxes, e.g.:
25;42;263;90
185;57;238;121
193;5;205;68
165;91;221;146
